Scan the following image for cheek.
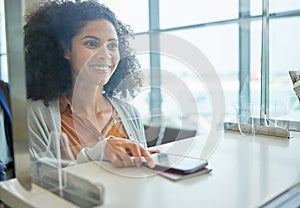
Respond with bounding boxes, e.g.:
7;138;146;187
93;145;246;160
74;53;93;70
113;50;120;64
112;55;120;73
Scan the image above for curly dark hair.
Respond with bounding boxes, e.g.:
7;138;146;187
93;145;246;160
24;0;141;103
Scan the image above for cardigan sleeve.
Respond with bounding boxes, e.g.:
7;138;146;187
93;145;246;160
27;99;75;166
76;139;107;163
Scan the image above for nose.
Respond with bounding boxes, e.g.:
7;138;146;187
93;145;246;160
96;45;111;60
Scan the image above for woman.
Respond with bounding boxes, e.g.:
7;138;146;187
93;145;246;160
25;0;157;168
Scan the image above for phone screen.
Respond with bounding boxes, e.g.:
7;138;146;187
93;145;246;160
147;153;208;174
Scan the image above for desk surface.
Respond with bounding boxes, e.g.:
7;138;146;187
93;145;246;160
1;131;300;208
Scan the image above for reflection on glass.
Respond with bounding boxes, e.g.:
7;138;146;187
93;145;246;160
168;25;238;122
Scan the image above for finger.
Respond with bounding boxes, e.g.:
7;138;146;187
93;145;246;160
108;153;124;168
119;154;134;167
148;149;160;154
126;143;142;167
133;155;142;167
113;145;136;167
130;156;136;167
105;142;123;167
140;148;155;168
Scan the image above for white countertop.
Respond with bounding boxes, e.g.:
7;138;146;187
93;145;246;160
1;131;300;208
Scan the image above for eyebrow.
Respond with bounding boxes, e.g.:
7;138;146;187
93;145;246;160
80;35;118;42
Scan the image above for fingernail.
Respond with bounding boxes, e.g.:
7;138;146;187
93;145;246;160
149;161;155;168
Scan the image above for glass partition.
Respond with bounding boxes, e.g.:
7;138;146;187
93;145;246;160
2;0;300;206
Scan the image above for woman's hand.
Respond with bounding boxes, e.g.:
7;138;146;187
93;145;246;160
148;149;161;154
105;137;159;168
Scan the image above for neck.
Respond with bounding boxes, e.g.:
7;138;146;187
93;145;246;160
69;82;109;116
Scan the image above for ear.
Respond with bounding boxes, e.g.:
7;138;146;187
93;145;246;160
61;42;71;60
64;50;71;60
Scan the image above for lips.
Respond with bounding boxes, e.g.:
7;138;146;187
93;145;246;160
90;64;112;73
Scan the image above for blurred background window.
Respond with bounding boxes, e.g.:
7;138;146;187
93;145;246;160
1;0;300;133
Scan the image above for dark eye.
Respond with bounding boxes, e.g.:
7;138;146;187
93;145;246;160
107;42;119;51
85;40;99;48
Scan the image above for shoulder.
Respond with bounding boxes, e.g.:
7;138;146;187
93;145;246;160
108;96;139;115
27;98;60;118
27;98;61;130
28;99;59;109
0;80;9;90
109;96;131;107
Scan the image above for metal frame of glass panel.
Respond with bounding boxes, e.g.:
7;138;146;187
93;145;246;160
148;0;162;125
239;0;251;123
261;0;270;124
4;0;31;190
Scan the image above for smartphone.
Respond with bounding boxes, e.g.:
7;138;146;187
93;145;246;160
144;153;208;174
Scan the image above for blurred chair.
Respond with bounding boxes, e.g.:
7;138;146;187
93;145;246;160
161;127;197;144
144;124;163;147
144;124;197;147
0;80;14;182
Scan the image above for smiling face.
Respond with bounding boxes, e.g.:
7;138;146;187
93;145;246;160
64;19;120;87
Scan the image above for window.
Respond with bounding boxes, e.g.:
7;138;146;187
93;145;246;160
159;0;238;29
1;0;300;133
270;0;300;13
0;0;8;81
269;17;300;122
102;0;300;133
99;0;149;33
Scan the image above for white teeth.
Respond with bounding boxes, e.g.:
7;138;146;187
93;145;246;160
93;65;111;72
